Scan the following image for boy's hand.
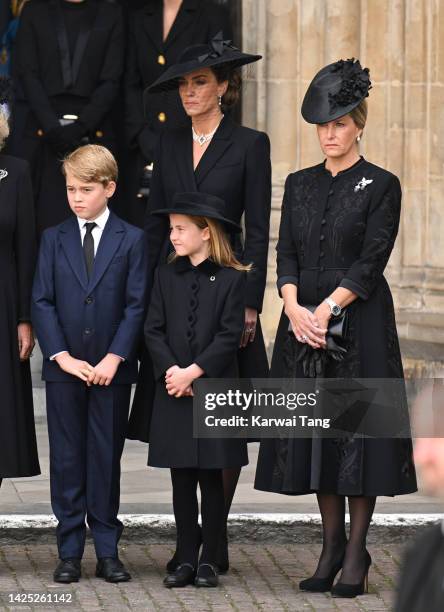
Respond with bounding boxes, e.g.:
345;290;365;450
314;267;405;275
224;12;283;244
17;322;35;361
88;353;122;386
55;353;94;382
165;364;203;398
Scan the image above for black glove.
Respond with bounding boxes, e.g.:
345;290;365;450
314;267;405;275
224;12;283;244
45;122;87;155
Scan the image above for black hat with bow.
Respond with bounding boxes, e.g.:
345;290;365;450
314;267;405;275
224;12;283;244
301;58;372;124
146;32;262;94
151;191;242;233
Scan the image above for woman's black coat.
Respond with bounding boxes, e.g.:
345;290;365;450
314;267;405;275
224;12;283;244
127;116;271;441
0;154;40;477
123;0;232;227
254;157;417;497
14;0;124;234
145;256;248;468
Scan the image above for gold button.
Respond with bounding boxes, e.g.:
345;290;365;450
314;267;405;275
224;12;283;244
37;129;43;137
158;112;166;122
95;130;103;138
158;54;166;65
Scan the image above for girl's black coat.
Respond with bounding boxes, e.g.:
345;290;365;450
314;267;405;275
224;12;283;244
145;256;248;468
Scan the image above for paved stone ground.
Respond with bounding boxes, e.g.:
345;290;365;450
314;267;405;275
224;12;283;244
0;542;401;611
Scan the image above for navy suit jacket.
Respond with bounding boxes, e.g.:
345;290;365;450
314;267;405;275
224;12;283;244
32;212;148;384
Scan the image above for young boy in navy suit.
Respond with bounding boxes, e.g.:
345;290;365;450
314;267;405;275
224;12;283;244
32;145;148;584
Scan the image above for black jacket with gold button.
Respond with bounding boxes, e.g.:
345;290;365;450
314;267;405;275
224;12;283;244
145;256;248;468
125;0;232;161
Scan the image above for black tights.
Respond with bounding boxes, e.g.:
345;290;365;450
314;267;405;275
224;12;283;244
171;468;225;566
315;493;376;584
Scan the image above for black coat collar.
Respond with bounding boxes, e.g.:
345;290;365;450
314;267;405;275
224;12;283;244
174;256;221;275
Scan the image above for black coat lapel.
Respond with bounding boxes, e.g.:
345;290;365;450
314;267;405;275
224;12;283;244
174;128;197;191
87;212;125;293
59;216;89;291
164;0;199;49
71;1;99;86
49;0;73;89
141;1;163;53
194;116;234;185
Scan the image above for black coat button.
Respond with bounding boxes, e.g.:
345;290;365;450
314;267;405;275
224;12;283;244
328;189;334;196
319;266;325;272
321;219;326;225
320;234;325;241
320;251;325;257
85;296;93;305
190;299;196;307
191;283;197;290
84;328;92;335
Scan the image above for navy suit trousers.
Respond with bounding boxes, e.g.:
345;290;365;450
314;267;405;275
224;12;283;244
46;382;131;559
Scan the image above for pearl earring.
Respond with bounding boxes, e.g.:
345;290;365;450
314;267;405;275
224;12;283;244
218;95;222;107
357;135;361;142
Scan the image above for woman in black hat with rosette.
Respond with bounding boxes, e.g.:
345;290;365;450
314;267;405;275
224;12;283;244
254;59;417;598
128;33;271;573
145;191;250;588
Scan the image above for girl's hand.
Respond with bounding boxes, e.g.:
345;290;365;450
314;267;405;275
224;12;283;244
165;364;203;397
285;304;327;349
240;307;258;347
17;323;35;361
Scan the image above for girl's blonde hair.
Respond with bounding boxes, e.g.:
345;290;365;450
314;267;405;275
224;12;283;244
170;215;252;272
0;109;10;151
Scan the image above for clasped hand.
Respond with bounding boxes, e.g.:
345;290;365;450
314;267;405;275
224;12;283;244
286;303;331;349
55;352;122;386
165;364;204;398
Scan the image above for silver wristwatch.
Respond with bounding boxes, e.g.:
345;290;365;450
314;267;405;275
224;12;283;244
324;297;342;317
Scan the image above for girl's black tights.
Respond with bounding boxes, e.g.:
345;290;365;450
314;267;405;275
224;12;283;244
170;468;225;566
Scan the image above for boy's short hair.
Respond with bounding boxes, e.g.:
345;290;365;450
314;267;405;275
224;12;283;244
62;144;118;184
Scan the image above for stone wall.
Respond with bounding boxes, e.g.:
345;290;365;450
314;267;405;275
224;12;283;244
241;0;444;371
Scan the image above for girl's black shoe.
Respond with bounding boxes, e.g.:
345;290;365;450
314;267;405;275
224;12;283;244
299;556;344;593
163;563;196;588
194;563;219;588
331;551;372;598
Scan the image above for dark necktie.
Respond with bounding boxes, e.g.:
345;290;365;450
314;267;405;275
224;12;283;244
83;222;96;279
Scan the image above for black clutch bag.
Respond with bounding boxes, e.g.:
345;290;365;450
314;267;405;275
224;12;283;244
286;305;349;377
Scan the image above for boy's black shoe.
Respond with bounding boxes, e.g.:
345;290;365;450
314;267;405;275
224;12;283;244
54;558;81;583
96;557;131;583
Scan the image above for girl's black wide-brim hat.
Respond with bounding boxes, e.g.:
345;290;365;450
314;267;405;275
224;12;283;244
151;191;242;233
146;32;262;94
301;58;372;124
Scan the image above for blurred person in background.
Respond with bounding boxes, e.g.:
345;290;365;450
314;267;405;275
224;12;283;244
395;380;444;612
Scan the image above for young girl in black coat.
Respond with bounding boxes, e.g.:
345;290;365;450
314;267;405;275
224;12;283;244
145;191;250;588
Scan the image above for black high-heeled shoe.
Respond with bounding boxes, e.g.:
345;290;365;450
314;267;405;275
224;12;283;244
166;525;202;574
299;554;344;593
331;551;372;598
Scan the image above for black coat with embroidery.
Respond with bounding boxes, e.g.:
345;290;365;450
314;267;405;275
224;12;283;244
254;157;417;497
145;256;248;468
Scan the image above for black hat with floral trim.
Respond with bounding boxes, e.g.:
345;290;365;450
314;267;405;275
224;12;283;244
301;58;372;124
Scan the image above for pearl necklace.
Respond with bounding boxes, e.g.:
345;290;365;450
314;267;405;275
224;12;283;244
192;115;224;147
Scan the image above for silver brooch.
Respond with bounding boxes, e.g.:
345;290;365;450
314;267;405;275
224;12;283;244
210;275;215;281
354;177;373;192
0;169;8;182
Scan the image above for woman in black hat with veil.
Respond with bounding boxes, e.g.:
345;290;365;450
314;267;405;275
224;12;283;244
254;59;417;598
129;34;271;574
